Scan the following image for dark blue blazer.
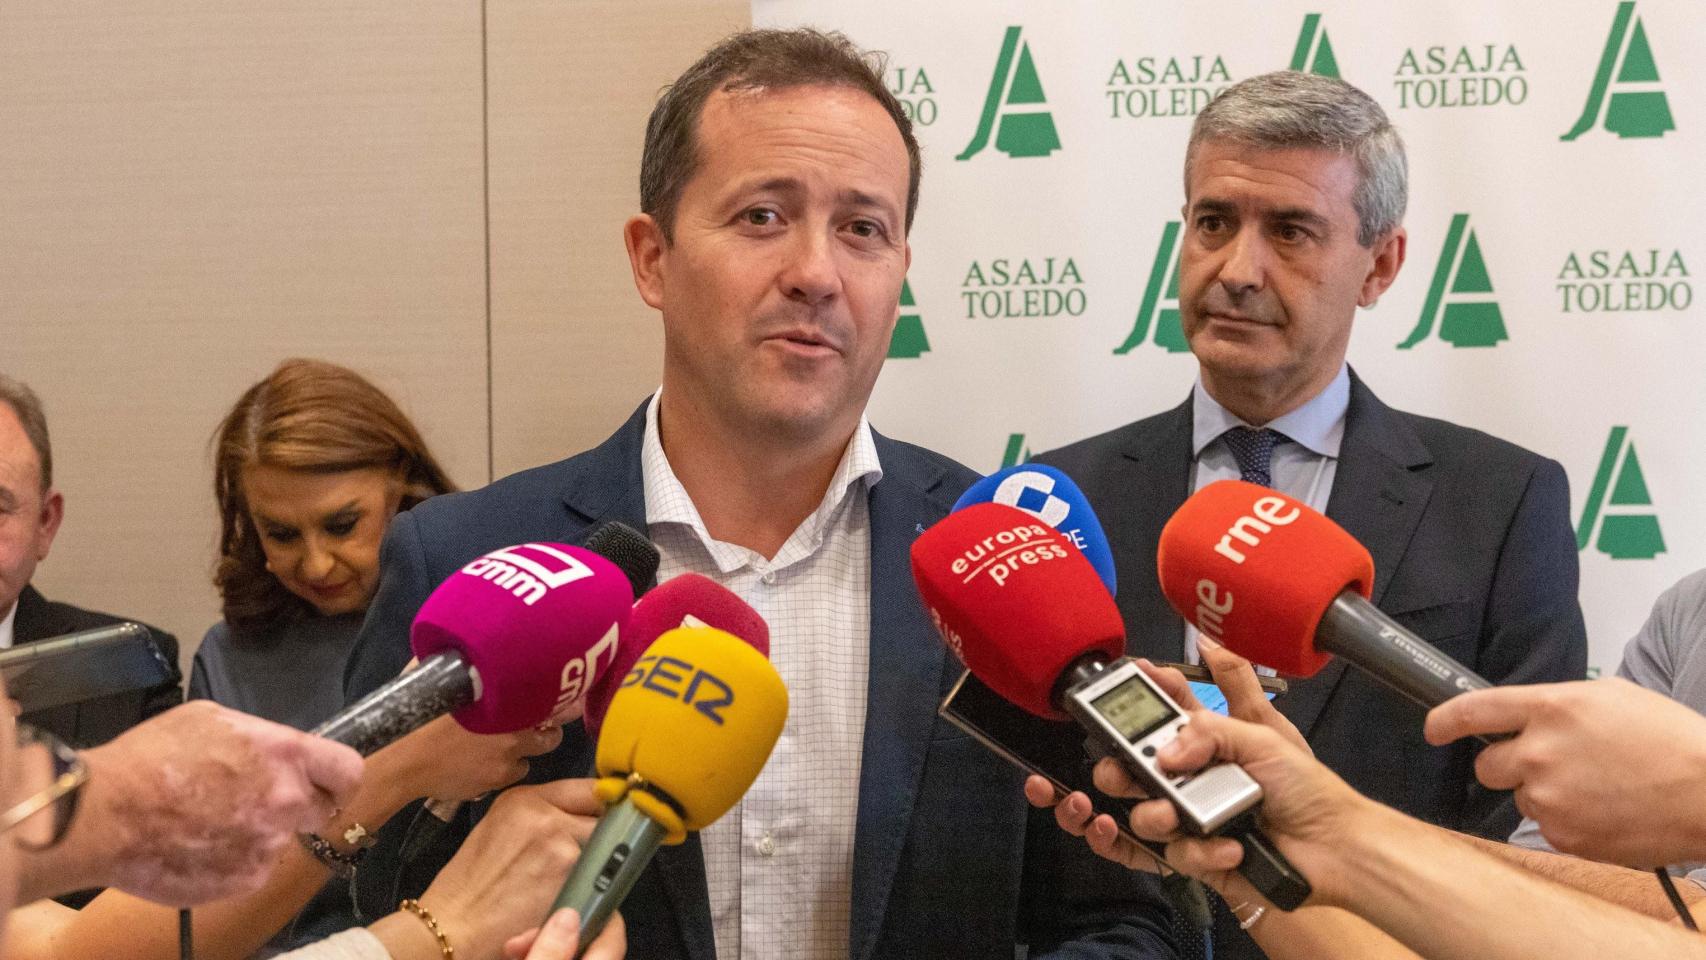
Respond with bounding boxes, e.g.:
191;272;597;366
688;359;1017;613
1036;372;1587;960
344;402;1183;960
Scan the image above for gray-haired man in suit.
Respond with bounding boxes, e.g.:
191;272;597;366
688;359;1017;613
1035;71;1587;960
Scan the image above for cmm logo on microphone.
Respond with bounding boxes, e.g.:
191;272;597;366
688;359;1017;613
460;543;595;606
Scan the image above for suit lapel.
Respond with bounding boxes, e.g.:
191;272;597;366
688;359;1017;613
848;436;956;960
1115;399;1195;660
11;587;87;742
560;401;718;960
11;585;52;642
1284;374;1435;738
558;401;652;537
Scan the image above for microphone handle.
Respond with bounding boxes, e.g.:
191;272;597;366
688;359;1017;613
1317;593;1493;710
551;794;667;953
313;652;476;755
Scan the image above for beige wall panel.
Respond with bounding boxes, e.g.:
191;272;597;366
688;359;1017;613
0;2;489;672
486;0;749;478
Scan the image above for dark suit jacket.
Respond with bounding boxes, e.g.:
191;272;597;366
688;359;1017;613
13;584;183;748
1036;372;1587;960
344;402;1183;960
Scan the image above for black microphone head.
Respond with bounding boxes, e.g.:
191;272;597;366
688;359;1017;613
583;521;660;598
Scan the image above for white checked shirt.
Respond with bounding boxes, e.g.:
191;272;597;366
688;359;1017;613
640;392;880;960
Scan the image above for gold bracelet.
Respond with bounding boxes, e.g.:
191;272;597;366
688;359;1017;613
398;899;454;960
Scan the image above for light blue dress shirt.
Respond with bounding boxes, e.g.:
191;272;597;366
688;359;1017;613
1184;364;1351;664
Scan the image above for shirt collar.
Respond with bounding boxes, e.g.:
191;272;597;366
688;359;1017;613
0;597;16;649
640;390;883;571
1191;364;1351;460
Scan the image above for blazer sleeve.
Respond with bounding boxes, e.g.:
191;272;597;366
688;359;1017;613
343;510;436;703
1461;457;1589;837
1019;802;1186;959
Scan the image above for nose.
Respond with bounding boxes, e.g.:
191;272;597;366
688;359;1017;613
300;538;336;582
1217;226;1267;300
777;230;841;305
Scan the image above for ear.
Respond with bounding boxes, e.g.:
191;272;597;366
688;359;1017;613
1359;227;1407;308
624;214;669;311
35;489;63;562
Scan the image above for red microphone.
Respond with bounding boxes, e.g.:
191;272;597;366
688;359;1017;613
584;573;772;738
909;502;1123;719
1159;480;1493;707
913;501;1314;910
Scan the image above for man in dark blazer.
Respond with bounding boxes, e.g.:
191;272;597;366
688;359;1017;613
1034;72;1585;959
0;374;181;751
344;29;1182;960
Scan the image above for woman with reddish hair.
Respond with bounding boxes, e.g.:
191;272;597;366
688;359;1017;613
4;359;572;960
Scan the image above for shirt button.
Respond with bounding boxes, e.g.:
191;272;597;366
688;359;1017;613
756;832;776;856
761;571;777;585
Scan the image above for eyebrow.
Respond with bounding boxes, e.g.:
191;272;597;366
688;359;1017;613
1265;206;1332;230
1190;198;1332;230
253;498;364;529
733;178;900;220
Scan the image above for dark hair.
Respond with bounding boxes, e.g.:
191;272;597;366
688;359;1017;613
212;359;456;633
639;27;921;241
0;373;52;491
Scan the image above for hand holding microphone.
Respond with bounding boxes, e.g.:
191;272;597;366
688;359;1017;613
1426;678;1706;868
18;701;364;906
1110;708;1380;914
1028;642;1311;870
362;779;625;960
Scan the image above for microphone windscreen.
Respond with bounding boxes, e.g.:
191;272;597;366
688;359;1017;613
410;542;634;733
911;501;1125;719
1157;480;1374;677
584;572;771;739
582;521;660;600
595;626;787;840
954;463;1118;595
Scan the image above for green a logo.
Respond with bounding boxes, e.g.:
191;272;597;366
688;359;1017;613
1114;222;1190;355
1000;433;1032;469
1398;213;1507;349
1289;14;1341;78
957;26;1061;161
1562;2;1674;140
1577;426;1666;559
888;279;930;358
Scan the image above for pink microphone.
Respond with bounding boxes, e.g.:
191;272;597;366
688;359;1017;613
315;542;636;754
584;572;772;739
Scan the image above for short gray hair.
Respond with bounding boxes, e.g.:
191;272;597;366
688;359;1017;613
1186;71;1406;247
0;373;51;491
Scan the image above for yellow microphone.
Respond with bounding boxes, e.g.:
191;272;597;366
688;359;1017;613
551;625;787;948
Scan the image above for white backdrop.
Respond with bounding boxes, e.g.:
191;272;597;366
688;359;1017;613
756;0;1706;674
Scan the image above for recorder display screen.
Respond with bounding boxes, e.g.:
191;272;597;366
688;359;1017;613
1092;677;1177;743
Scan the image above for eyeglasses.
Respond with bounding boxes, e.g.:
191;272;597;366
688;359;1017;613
0;724;87;850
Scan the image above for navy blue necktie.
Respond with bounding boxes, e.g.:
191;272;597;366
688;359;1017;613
1221;427;1287;488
